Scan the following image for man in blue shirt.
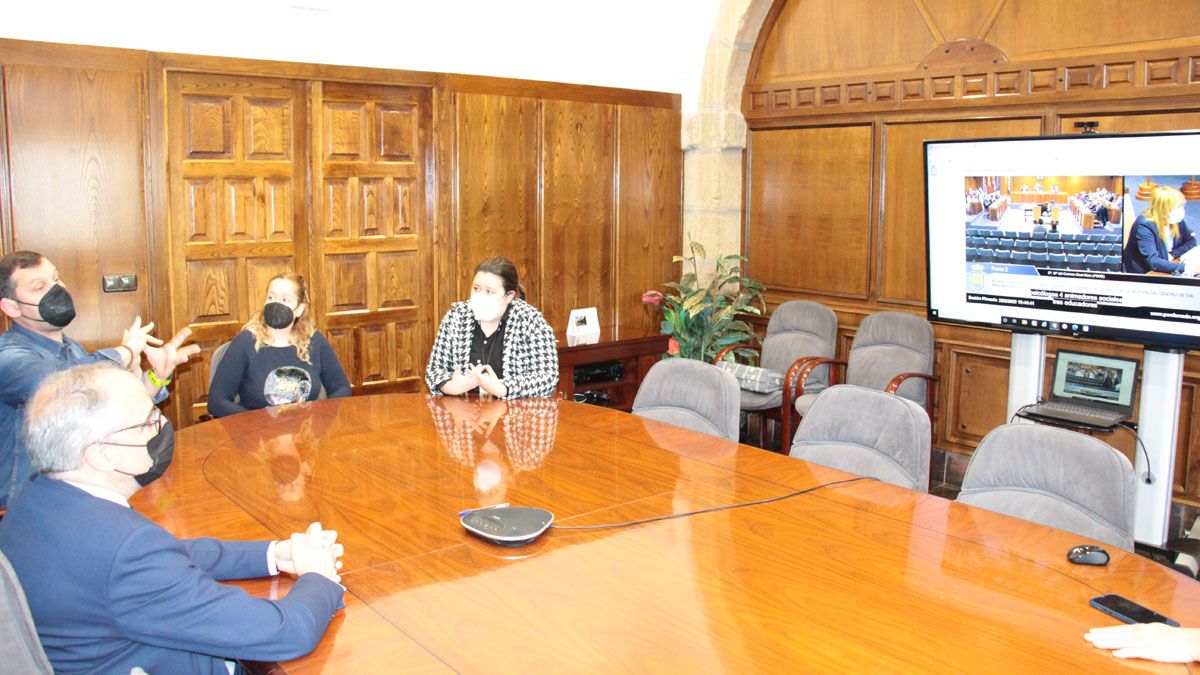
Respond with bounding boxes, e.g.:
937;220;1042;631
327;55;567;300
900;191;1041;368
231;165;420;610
0;250;198;507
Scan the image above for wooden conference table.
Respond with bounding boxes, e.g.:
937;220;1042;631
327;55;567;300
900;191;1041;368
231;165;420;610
134;394;1200;673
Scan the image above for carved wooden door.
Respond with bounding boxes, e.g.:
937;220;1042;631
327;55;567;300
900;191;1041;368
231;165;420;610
310;82;431;396
166;72;306;424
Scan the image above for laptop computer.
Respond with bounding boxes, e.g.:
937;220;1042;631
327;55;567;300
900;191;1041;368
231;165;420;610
1017;349;1140;431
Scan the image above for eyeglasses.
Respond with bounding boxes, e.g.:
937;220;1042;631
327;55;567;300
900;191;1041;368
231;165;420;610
98;407;165;447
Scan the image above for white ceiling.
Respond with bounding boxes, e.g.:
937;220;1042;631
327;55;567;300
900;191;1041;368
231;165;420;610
1;0;722;110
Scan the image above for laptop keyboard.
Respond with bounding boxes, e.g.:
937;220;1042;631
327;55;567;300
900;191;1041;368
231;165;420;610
1035;402;1124;423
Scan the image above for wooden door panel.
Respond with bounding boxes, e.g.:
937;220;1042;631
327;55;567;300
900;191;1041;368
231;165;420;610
313;82;431;395
4;65;149;347
540;99;614;330
944;346;1011;448
747;125;873;298
455;93;539;304
167;72;305;424
616;105;681;332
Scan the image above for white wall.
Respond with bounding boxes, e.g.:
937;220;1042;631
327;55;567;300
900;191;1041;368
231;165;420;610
0;0;721;111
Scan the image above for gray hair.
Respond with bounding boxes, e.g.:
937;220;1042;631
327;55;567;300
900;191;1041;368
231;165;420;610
23;363;127;473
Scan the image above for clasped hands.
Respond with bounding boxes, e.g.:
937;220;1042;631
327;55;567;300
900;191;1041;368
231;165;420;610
445;363;507;398
120;317;201;380
274;522;345;585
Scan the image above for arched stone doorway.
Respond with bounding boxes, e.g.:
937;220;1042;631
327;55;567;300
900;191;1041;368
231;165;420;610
683;0;775;260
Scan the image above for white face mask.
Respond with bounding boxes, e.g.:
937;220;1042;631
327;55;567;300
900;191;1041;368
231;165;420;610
1168;206;1186;225
469;293;507;322
474;459;502;493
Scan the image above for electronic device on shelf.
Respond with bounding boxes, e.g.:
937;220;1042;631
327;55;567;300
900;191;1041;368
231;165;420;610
1017;349;1139;431
574;362;624;385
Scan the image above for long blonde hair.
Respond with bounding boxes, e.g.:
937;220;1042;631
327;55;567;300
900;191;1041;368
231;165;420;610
1142;186;1185;243
243;273;316;363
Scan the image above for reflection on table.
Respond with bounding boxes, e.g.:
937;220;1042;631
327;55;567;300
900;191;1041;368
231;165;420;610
134;394;1200;673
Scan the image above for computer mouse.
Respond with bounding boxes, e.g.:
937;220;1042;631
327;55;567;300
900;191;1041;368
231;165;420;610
1067;544;1109;566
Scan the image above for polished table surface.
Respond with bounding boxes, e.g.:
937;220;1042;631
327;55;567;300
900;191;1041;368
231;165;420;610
133;394;1200;672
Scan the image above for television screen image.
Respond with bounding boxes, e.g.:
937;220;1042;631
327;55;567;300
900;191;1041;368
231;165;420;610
1062;360;1122;401
926;132;1200;350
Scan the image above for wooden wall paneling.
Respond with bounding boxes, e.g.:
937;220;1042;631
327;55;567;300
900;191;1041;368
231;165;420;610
0;71;11;255
166;72;305;424
615;105;682;332
942;344;1011;450
313;81;431;395
752;0;936;83
746;125;873;299
986;0;1200;60
4;65;149;347
539;99;614;331
1056;108;1200;134
431;87;456;331
454;93;540;308
1179;376;1200;499
876;116;1042;305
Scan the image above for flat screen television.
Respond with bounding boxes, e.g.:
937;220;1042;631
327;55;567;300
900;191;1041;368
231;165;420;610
924;131;1200;351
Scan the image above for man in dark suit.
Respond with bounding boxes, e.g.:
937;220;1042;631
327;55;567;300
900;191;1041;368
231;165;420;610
0;363;346;673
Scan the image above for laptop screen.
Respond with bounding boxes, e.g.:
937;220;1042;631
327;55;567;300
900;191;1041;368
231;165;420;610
1049;349;1139;411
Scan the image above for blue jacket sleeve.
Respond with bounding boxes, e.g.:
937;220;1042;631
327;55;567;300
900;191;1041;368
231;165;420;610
208;333;252;418
0;345;120;406
314;333;351;398
1134;222;1184;274
109;524;344;662
181;537;272;581
1171;220;1197;259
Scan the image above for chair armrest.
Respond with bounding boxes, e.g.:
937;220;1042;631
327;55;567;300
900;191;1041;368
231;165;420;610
886;372;940;424
784;357;846;404
713;343;757;365
780;357;846;450
885;372;938;394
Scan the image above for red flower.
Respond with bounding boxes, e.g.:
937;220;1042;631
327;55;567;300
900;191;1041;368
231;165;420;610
641;290;664;306
667;338;679;355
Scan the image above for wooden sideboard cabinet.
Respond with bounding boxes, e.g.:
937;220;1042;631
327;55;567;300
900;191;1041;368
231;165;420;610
555;325;668;411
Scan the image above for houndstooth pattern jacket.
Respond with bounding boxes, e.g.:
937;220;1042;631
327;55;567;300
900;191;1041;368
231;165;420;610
425;299;560;399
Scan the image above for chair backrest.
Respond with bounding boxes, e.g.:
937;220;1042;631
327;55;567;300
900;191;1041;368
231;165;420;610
0;550;52;674
209;341;232;390
845;311;935;406
632;359;740;440
957;424;1136;550
761;301;837;387
790;385;931;491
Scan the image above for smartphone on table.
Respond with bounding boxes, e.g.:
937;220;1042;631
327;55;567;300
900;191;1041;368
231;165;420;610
1090;594;1180;626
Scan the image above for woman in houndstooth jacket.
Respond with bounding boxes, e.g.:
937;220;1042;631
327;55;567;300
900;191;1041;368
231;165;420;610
425;257;559;399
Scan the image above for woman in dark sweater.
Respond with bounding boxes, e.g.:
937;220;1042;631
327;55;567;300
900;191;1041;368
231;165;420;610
208;273;351;418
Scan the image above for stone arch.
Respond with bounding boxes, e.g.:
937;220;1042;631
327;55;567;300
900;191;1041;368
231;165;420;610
683;0;776;260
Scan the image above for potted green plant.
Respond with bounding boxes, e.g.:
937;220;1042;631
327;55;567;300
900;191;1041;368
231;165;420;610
642;238;765;363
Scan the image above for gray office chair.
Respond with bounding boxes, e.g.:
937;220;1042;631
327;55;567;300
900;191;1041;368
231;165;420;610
786;311;936;441
789;385;931;491
712;300;837;446
0;550;52;674
957;424;1136;550
632;358;740;440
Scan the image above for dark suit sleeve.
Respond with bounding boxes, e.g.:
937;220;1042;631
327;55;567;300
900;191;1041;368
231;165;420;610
314;332;351;398
109;524;343;662
1133;222;1184;274
208;332;253;418
1171;220;1197;259
181;537;272;581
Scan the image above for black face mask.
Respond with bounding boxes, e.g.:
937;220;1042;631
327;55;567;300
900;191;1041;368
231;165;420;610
263;302;295;330
113;420;175;488
15;284;76;328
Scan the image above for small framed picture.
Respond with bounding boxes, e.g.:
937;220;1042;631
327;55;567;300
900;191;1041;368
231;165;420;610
566;307;600;346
